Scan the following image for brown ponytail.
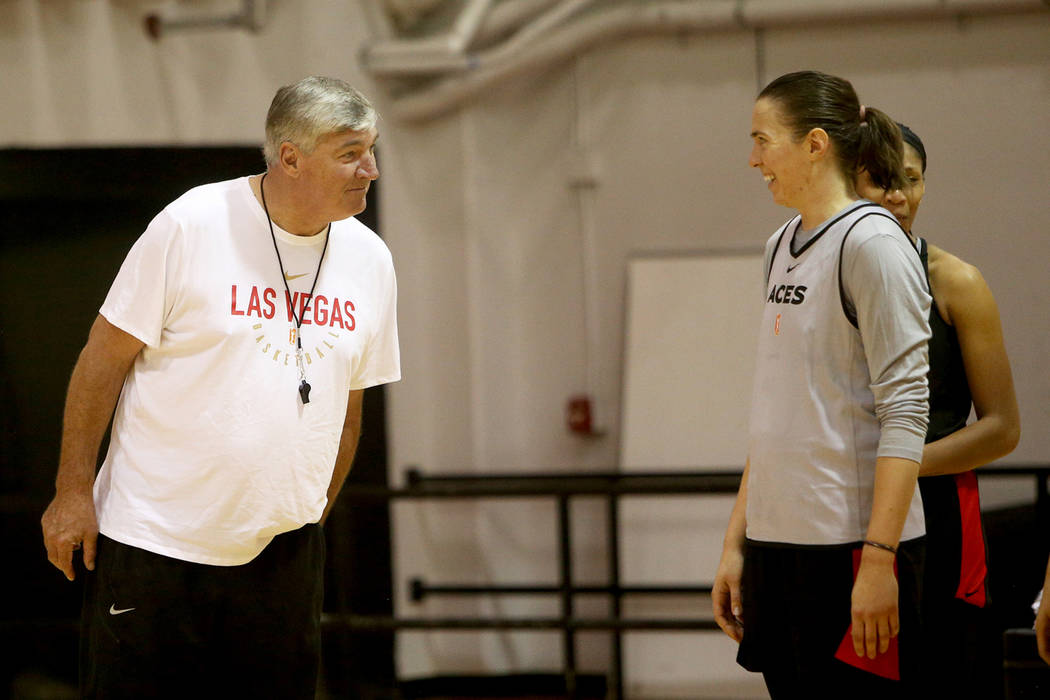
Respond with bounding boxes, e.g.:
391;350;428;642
758;71;907;192
855;106;906;191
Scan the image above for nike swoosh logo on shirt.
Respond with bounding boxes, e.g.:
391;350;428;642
109;604;136;615
786;263;800;273
285;272;309;281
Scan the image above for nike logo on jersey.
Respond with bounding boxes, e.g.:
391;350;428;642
285;272;309;281
109;604;135;615
766;284;807;305
786;263;800;273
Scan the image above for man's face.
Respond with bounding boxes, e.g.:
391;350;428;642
299;126;380;221
855;143;925;233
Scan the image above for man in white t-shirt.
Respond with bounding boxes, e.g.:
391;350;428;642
40;76;400;698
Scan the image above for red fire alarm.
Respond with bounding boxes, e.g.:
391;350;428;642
567;395;596;436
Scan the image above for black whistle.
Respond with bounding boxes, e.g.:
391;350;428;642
299;380;312;404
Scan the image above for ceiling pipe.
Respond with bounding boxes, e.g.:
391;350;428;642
386;0;737;120
735;0;1007;24
145;0;267;40
472;0;565;47
362;0;594;77
377;0;1047;122
487;0;596;61
360;0;397;42
361;0;495;76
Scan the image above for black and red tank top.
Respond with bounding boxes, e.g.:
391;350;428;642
916;236;988;607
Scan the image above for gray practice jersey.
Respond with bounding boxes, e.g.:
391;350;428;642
746;201;931;546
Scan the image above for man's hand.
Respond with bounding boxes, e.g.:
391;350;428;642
850;548;899;659
42;489;98;581
40;315;142;581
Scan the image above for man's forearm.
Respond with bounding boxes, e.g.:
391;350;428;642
323;437;359;522
322;390;364;522
55;319;140;494
43;316;143;580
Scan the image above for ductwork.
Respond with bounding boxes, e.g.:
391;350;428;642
362;0;1048;122
362;0;496;75
145;0;268;40
472;0;567;47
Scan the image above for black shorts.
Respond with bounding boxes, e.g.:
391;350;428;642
736;537;925;700
79;524;325;699
919;593;999;696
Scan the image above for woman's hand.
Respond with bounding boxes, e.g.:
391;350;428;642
850;547;899;658
713;543;745;643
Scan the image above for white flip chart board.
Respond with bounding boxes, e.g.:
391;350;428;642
620;251;765;470
617;250;768;698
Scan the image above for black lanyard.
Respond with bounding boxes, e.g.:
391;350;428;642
259;173;330;404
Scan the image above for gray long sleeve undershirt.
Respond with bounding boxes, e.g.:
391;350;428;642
841;229;932;463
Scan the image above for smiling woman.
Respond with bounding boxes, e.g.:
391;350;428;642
713;70;932;699
855;127;925;235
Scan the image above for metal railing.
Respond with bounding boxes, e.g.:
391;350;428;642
327;464;1050;699
328;469;740;699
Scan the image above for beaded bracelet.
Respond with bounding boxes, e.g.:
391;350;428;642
863;539;898;555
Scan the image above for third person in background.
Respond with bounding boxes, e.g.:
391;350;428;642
855;123;1020;696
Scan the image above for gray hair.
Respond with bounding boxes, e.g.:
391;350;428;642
263;76;378;167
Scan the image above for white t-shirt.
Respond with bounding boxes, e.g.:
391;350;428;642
95;176;400;565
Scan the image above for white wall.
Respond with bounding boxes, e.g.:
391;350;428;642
5;2;1049;697
381;10;1050;695
0;0;381;146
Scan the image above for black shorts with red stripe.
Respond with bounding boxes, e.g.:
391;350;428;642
919;471;998;695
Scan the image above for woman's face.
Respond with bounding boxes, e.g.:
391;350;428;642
855;143;926;233
749;97;813;209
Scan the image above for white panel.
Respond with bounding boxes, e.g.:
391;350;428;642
621;254;763;469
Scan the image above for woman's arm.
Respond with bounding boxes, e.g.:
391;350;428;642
921;257;1020;476
843;228;930;659
713;459;750;643
852;456;920;658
